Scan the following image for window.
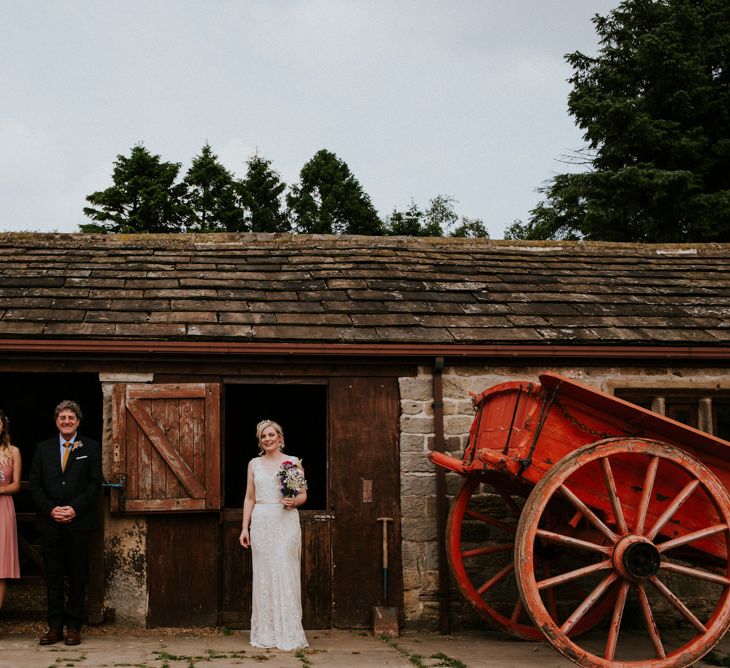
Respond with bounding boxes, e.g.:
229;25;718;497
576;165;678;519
614;389;730;441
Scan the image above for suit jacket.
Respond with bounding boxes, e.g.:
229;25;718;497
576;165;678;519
28;434;103;532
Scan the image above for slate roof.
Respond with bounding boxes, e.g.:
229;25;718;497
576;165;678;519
0;232;729;347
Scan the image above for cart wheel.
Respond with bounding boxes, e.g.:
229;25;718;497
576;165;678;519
514;438;730;668
448;476;612;640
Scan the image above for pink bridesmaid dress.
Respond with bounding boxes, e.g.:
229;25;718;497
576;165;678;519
0;458;20;579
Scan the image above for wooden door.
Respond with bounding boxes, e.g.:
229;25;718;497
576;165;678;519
111;383;222;627
111;383;221;512
147;514;219;627
329;377;402;627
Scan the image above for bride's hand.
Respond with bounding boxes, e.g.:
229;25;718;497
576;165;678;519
239;528;250;548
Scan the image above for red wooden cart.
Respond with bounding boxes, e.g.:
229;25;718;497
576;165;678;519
429;373;730;668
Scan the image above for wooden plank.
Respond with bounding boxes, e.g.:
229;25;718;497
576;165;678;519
166;397;183;501
125;498;206;512
205;384;221;509
329;377;402;627
111;384;127;511
128;383;206;400
127;397;206;499
147;514;219;627
219;510;252;628
136;405;152;500
301;512;332;628
149;398;168;501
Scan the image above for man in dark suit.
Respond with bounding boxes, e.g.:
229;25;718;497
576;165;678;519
29;400;102;646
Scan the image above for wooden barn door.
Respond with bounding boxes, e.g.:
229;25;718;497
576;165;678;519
329;377;402;627
111;383;221;627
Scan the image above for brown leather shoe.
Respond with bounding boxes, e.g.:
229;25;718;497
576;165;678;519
39;628;64;645
65;628;82;645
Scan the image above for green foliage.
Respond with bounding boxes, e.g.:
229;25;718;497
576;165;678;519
182;144;242;232
81;144;188;233
449;216;489;239
523;0;730;242
386;201;424;236
82;145;486;238
238;155;290;233
386;195;489;238
287;149;383;235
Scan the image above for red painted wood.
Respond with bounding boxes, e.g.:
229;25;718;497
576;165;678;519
112;383;221;513
431;374;730;666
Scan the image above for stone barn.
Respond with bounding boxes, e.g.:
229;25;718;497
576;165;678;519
0;232;728;630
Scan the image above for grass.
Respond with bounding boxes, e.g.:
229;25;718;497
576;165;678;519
378;636;465;668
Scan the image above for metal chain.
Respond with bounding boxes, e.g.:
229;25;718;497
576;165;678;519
555;399;618;440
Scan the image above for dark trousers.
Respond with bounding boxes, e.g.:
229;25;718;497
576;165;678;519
41;524;91;630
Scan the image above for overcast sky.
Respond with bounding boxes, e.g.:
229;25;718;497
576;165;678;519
1;1;619;238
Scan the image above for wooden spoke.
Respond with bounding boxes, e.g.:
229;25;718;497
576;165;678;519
499;491;522;517
601;456;628;535
636;455;659;535
477;562;514;595
660;560;730;586
464;508;515;534
649;575;708;633
657;523;729;553
542;560;559;622
604;580;630;661
560;572;618;635
646;479;700;541
637;582;666;659
536;528;612;555
514;440;730;667
510;596;524;623
537;560;612;591
559;483;618;544
447;477;547;641
462;543;513;559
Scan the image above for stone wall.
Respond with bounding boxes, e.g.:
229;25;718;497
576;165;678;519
398;364;730;629
100;374;152;626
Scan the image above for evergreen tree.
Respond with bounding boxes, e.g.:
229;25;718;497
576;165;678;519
287;149;383;235
81;144;187;233
385;201;424;236
238;155;290;233
183;144;242;232
520;0;730;242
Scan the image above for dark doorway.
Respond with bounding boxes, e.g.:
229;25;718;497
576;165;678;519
0;372;103;485
0;371;103;617
223;383;327;510
220;382;330;629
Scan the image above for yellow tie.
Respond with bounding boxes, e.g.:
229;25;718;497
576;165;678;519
62;442;72;472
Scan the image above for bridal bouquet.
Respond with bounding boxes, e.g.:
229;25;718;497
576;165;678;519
278;459;307;498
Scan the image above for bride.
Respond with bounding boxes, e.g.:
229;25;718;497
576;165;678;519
239;420;308;651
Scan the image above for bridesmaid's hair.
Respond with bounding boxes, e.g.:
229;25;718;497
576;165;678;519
256;419;285;455
0;408;12;454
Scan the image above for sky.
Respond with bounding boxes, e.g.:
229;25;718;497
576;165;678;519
1;1;620;239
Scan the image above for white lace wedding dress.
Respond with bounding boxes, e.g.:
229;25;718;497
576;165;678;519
249;456;308;651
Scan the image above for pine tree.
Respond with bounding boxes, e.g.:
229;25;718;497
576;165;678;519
287;149;383;235
238;155;290;233
81;144;187;233
520;0;730;242
183;144;242;232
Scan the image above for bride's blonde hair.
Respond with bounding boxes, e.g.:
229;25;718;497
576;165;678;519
256;419;285;455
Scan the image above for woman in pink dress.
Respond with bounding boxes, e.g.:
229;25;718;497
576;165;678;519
0;409;21;610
